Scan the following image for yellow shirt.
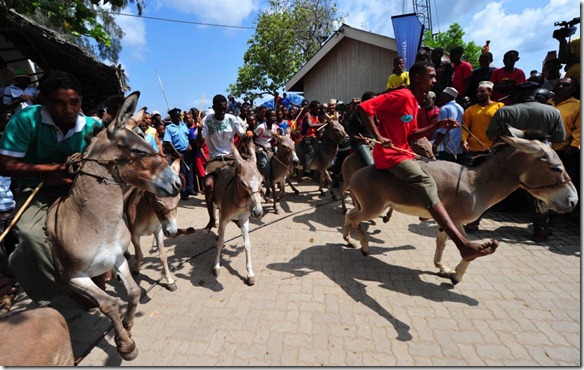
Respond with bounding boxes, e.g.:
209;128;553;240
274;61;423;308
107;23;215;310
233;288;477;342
549;96;580;150
461;101;505;151
386;71;410;89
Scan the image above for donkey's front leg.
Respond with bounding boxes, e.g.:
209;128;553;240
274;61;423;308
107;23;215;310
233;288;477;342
239;217;255;285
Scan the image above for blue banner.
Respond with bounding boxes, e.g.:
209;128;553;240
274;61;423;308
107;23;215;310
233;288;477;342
391;13;424;71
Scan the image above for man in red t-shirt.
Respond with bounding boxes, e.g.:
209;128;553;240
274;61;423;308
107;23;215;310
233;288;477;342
490;50;526;105
450;46;473;105
359;61;498;262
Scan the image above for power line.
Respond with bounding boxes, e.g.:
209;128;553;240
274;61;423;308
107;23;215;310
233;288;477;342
115;12;312;33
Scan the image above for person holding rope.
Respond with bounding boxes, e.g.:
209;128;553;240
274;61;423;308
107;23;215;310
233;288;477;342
0;71;103;307
198;94;247;233
358;61;499;262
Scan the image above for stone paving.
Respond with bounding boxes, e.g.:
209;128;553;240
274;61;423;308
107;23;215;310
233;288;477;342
9;182;581;366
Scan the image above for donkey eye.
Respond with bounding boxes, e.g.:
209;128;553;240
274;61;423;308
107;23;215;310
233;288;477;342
550;166;563;173
130;148;148;155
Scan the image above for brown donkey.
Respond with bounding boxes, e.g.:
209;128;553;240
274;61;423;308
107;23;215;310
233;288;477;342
268;132;300;214
46;92;181;361
125;158;195;292
295;114;348;199
211;141;264;285
344;129;578;285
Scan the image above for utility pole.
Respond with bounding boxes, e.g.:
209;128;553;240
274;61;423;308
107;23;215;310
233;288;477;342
412;0;432;36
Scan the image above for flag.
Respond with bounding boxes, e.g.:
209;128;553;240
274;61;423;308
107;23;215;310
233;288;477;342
391;13;425;71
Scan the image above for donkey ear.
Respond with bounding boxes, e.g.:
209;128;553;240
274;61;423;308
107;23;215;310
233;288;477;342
500;135;546;155
231;142;244;165
171;158;181;174
126;107;146;130
248;140;257;162
114;91;141;130
506;125;525;138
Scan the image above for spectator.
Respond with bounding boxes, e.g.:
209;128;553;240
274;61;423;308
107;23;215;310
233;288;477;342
3;69;39;114
460;80;504;232
430;47;453;98
469;52;495;105
549;77;580;209
417;91;440;140
347;91;376;166
449;46;473;105
163;107;196;200
386;56;410;90
432;87;464;164
299;100;324;181
490;50;526;105
541;58;563;92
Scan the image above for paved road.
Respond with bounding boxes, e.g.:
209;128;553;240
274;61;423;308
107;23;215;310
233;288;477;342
10;182;581;366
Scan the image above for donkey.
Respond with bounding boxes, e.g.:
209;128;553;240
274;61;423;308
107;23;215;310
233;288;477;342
46;92;181;361
268;132;300;214
343;128;578;285
0;307;74;366
125;158;195;292
295;115;348;199
211;141;264;285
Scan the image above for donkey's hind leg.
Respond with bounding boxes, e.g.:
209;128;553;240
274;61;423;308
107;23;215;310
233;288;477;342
153;228;177;291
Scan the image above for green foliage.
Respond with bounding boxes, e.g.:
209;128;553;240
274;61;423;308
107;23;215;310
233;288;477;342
422;22;481;68
3;0;145;63
228;0;344;101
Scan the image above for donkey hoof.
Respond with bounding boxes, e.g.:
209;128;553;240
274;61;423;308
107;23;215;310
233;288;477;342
450;276;461;286
186;227;196;234
247;276;256;286
213;268;220;277
294;190;299;195
117;339;138;361
331;195;338;201
166;282;178;292
360;248;370;257
119;346;139;361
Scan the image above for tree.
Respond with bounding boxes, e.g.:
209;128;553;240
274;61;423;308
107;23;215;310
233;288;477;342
2;0;145;63
228;0;344;101
422;22;481;67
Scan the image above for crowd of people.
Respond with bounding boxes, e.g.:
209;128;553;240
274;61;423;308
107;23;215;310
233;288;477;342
0;34;579;313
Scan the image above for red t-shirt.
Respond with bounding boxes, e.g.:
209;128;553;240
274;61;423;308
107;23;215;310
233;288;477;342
417;105;440;140
489;67;526;105
359;88;418;169
452;61;473;95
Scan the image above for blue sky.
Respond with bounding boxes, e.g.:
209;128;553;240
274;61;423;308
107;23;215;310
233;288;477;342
113;0;580;115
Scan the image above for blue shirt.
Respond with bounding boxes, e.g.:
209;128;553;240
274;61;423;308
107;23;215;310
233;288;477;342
434;100;464;155
0;176;14;212
163;121;190;151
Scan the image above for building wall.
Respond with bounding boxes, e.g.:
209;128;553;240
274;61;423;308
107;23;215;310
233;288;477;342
301;38;397;103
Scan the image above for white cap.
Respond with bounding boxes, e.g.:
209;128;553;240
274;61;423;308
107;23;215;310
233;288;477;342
442;87;458;98
152;110;161;116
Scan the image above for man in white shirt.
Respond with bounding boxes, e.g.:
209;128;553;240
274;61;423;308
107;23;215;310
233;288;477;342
3;69;38;114
198;94;246;232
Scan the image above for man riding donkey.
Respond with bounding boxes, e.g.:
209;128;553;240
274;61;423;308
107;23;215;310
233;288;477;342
197;94;248;232
358;61;499;261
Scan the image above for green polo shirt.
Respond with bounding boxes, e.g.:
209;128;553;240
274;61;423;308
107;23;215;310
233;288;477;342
0;105;102;187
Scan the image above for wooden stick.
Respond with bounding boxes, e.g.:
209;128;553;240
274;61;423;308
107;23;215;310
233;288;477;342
317;122;328;131
0;181;43;244
459;123;491;152
359;134;427;159
198;94;205;120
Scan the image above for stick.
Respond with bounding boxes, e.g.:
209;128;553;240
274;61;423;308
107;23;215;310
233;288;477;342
459;124;491;152
317;122;328;131
359;134;427;159
0;181;43;244
198;95;205;120
155;69;170;112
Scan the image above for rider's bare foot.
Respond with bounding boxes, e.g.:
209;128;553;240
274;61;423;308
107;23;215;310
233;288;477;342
459;240;498;261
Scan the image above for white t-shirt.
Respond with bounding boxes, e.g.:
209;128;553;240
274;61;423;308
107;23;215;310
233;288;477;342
254;123;277;149
201;113;245;158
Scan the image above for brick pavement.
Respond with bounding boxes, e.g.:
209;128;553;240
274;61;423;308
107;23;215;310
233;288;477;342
9;182;581;366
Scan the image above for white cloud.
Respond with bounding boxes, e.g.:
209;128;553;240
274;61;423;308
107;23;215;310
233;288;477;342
161;0;261;26
116;11;148;60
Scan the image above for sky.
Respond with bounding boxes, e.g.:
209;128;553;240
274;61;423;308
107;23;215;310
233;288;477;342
112;0;581;115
